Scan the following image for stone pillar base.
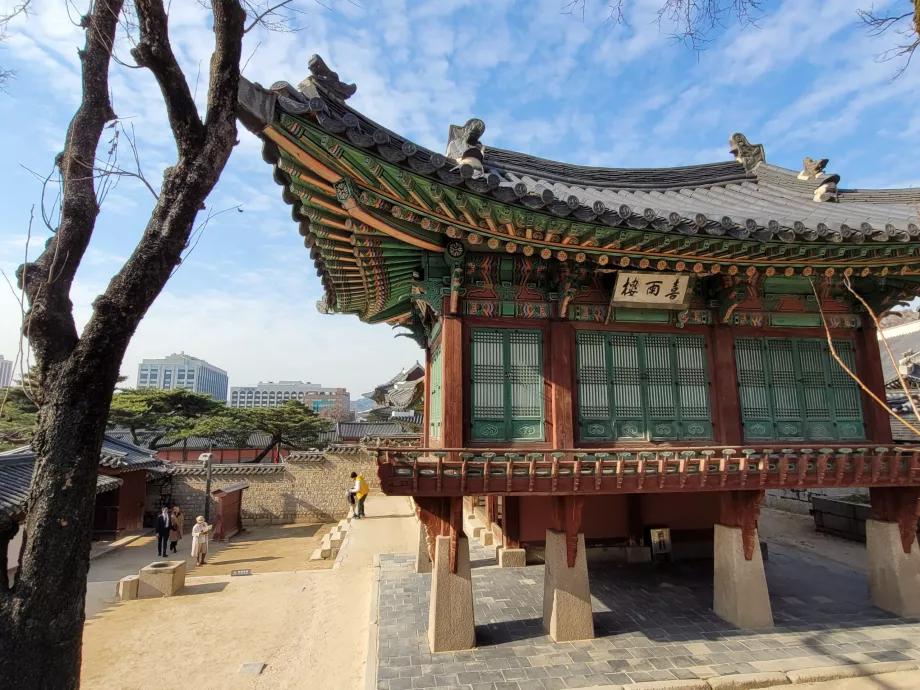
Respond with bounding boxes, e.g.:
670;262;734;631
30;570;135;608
137;560;187;598
713;524;773;629
867;519;920;617
415;521;432;574
428;536;475;652
543;530;594;642
116;575;138;601
479;529;494;547
497;547;526;568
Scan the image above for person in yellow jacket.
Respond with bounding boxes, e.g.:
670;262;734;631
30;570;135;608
350;471;369;519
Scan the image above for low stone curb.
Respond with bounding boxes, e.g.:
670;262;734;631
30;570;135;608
364;553;381;690
90;529;153;560
582;660;920;689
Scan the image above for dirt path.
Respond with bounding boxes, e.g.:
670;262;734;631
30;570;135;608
80;496;416;690
759;506;867;573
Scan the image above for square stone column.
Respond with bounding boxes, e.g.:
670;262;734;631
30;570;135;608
415;521;432;574
713;524;773;629
543;529;594;642
428;535;475;652
867;519;920;617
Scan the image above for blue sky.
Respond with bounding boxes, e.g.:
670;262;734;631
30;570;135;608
0;0;916;398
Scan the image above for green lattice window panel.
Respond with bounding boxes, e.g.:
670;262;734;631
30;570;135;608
429;343;443;441
735;336;864;441
470;328;544;442
576;331;712;442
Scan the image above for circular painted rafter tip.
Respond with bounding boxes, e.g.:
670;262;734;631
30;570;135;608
843;267;853;277
575;252;586;263
522;244;535;256
802;267;814;276
881;266;890;276
727;265;739;276
824;267;835;277
487;237;500;250
675;260;686;272
505;242;518;253
765;266;776;276
638;258;650;269
784;267;795;276
467;233;482;245
540;248;552;260
656;260;667;271
694;263;706;274
860;267;871;277
556;250;568;262
446;226;463;238
746;266;757;277
619;256;631;267
596;254;609;265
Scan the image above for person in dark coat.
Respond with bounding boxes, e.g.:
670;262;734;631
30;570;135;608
155;507;172;558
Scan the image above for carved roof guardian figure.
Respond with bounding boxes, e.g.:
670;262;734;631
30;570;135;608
729;133;765;171
446;118;487;178
299;54;357;103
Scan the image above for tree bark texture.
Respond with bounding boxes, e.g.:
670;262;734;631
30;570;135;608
0;2;246;687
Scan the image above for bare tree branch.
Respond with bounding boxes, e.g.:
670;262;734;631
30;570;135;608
858;4;920;79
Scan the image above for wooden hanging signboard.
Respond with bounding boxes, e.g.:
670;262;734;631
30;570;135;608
612;272;690;309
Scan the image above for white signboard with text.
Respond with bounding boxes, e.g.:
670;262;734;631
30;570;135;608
612;272;690;308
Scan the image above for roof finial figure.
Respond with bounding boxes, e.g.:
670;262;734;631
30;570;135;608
798;157;830;181
729;133;765;171
303;54;356;102
446;118;486;178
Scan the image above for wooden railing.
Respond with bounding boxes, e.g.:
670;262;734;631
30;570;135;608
373;444;920;496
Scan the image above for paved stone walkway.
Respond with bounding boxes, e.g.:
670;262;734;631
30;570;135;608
375;542;920;689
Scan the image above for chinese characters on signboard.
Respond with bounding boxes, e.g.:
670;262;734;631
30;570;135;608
612;272;690;308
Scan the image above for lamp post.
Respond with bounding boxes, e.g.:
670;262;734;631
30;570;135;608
200;452;214;522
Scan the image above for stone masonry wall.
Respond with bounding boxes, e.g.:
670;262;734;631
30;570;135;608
763;487;869;515
169;449;380;527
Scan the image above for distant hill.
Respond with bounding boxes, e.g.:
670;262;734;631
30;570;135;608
351;397;375;412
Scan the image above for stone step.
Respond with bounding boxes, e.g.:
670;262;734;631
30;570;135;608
310;548;325;561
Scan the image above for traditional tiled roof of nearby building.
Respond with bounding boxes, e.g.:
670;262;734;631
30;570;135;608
335;422;416;441
0;435;161;472
106;429;331;452
237;55;920;328
1;454;124;515
890;415;920;442
879;315;920;387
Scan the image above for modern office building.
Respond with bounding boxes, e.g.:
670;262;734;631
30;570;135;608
0;356;13;389
228;380;350;412
136;353;228;402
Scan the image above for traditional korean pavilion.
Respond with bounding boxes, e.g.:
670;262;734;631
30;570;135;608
238;56;920;650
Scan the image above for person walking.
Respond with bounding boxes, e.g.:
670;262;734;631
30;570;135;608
350;471;369;519
169;506;184;554
155;507;171;558
191;516;212;566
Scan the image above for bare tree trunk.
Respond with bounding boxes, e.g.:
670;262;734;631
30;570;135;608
0;1;246;686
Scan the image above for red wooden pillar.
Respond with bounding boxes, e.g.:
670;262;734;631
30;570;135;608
551;495;584;567
870;487;920;554
441;317;464;448
718;490;764;560
416;495;465;573
502;496;521;549
549;321;575;449
711;323;743;446
856;323;893;444
422;345;432;447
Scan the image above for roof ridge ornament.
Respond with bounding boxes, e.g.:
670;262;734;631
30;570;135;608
798;157;829;180
298;54;356;103
729;133;765;172
446;118;486;178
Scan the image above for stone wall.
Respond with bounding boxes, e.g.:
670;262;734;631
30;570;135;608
169;447;380;527
763;487;869;515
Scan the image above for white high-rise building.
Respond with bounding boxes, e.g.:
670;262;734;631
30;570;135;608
0;355;13;389
228;380;349;411
136;352;228;402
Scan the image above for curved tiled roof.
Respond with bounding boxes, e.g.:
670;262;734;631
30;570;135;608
1;454;124;515
236;55;920;324
168;463;286;476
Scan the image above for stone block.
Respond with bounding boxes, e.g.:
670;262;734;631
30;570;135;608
415;522;432;574
713;524;773;629
116;575;138;601
337;520;350;532
498;547;526;568
867;519;920;616
479;529;494;547
428;536;475;653
543;530;594;642
472;525;484;538
310;548;325;561
137;560;187;598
